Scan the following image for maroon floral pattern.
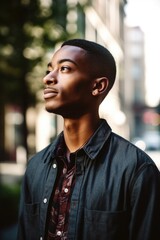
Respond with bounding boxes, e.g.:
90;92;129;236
46;140;76;239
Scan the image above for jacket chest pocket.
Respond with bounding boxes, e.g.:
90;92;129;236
82;208;129;240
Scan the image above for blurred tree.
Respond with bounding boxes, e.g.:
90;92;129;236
0;0;74;160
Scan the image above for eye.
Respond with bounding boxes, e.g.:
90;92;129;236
60;66;71;72
45;70;51;75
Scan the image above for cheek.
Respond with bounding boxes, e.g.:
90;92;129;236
73;79;92;93
65;84;90;100
59;74;93;99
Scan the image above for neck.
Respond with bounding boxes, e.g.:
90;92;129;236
63;113;100;153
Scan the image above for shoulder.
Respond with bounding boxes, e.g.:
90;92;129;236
26;133;63;172
97;119;156;168
28;143;52;165
107;132;160;188
109;132;157;168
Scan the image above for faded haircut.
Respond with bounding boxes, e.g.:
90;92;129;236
61;39;116;93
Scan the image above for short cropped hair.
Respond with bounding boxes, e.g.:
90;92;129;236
61;39;116;93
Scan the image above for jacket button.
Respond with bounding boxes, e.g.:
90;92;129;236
43;198;47;203
53;163;57;168
40;237;43;240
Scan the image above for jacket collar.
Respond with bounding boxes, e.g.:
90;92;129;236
82;119;112;160
46;119;112;162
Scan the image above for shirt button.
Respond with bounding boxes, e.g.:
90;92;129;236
53;163;57;168
63;168;67;174
43;198;47;203
57;231;62;236
64;188;69;193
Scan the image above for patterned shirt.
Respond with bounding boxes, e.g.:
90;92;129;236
46;139;76;240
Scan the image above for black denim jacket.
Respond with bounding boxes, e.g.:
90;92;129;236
17;119;160;240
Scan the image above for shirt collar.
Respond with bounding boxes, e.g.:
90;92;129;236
47;119;112;162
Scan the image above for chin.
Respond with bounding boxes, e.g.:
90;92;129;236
45;105;56;113
45;104;63;115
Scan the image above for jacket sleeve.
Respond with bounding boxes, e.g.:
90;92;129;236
17;157;39;240
129;163;160;240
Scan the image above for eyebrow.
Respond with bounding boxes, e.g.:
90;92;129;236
47;59;78;68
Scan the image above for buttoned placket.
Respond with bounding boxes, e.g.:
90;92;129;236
67;154;85;239
54;159;75;237
40;159;58;239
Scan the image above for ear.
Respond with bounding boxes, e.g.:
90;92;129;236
92;77;109;96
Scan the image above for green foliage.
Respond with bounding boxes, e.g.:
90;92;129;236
0;0;73;157
0;0;70;104
0;0;86;157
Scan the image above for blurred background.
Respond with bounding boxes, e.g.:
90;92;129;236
0;0;160;239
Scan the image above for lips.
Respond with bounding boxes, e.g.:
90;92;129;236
43;88;58;99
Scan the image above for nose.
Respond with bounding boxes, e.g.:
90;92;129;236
43;71;57;85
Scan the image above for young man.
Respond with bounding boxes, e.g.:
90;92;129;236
17;39;160;240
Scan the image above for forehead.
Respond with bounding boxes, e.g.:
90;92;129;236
51;45;89;65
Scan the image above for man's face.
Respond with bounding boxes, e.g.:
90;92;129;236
43;45;95;118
